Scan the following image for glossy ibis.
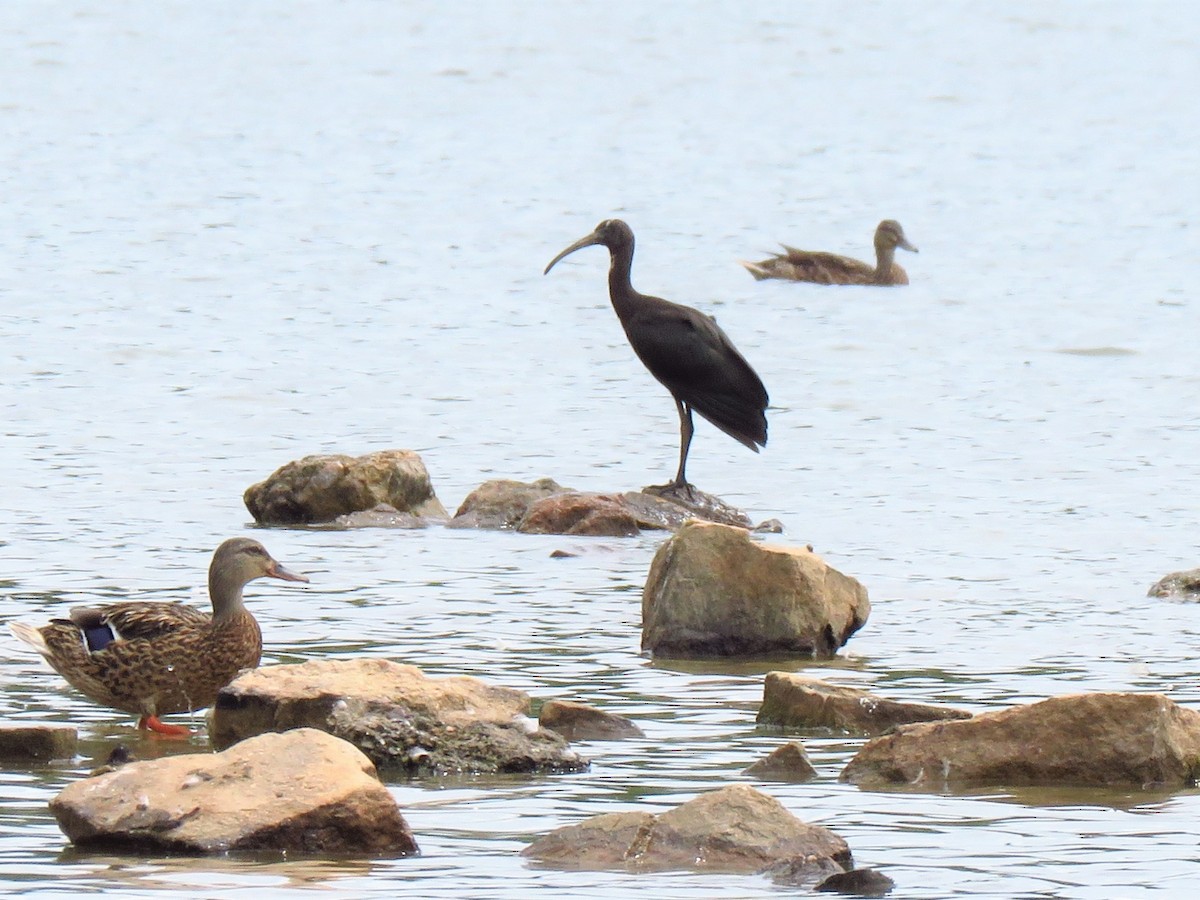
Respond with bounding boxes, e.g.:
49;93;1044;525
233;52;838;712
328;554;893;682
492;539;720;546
545;218;768;494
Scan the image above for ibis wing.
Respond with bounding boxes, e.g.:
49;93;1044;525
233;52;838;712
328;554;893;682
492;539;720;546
623;300;768;448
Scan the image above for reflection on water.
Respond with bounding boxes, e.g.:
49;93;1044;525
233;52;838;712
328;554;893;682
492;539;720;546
2;0;1199;897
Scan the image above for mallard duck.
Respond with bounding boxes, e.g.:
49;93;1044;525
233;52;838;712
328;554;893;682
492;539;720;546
10;537;308;736
741;219;918;285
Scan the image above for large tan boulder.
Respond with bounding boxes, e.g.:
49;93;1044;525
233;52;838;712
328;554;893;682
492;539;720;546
212;658;587;776
50;729;417;855
243;450;448;525
522;784;851;883
642;521;869;658
841;692;1200;790
757;673;972;735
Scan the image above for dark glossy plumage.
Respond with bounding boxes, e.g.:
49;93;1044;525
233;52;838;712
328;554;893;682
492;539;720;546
10;537;308;735
742;219;918;285
545;219;768;492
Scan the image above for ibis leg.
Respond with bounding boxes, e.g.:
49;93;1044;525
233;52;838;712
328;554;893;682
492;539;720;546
671;399;695;493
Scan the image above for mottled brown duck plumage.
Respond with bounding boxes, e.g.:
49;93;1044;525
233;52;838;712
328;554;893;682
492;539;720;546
741;219;918;285
10;537;307;735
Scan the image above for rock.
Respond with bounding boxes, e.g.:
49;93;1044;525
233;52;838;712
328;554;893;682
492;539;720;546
840;692;1200;790
640;484;753;528
212;658;588;776
522;784;852;875
743;741;817;781
815;867;895;896
449;478;762;534
0;724;77;761
641;521;870;658
1148;567;1200;599
332;503;430;529
538;700;644;741
243;450;448;526
50;728;418;855
518;492;641;537
449;477;571;529
756;674;973;735
765;855;848;887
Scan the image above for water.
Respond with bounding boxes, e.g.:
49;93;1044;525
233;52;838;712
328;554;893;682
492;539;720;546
1;1;1198;896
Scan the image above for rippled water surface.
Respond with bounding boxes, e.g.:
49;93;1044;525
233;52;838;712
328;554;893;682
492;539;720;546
2;2;1198;897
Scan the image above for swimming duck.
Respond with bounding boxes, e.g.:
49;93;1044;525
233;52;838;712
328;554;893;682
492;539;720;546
741;219;918;285
9;537;308;736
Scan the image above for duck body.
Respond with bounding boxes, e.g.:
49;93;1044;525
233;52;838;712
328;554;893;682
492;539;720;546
10;537;307;735
742;219;917;286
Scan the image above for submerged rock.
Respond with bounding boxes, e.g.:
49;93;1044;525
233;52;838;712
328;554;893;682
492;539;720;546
0;724;77;761
742;741;818;782
757;674;972;735
538;700;645;741
212;658;587;776
1148;567;1200;599
522;783;851;878
814;867;896;896
641;521;870;658
840;692;1200;790
244;450;448;526
51;728;418;855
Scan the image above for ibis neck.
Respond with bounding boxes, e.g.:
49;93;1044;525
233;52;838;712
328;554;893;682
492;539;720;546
606;241;638;317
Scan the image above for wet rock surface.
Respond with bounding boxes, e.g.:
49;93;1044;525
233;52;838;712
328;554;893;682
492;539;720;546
449;477;572;529
448;477;763;534
840;692;1200;790
522;784;852;879
212;658;588;776
642;521;870;658
50;728;418;855
537;700;645;741
742;741;818;782
244;450;448;526
757;674;973;735
0;724;78;761
1148;567;1200;599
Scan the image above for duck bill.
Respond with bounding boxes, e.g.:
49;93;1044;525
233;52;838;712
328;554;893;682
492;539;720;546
899;237;918;253
267;561;309;583
544;231;603;274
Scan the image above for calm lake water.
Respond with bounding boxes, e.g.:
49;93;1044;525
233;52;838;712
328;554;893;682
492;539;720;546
2;2;1198;897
